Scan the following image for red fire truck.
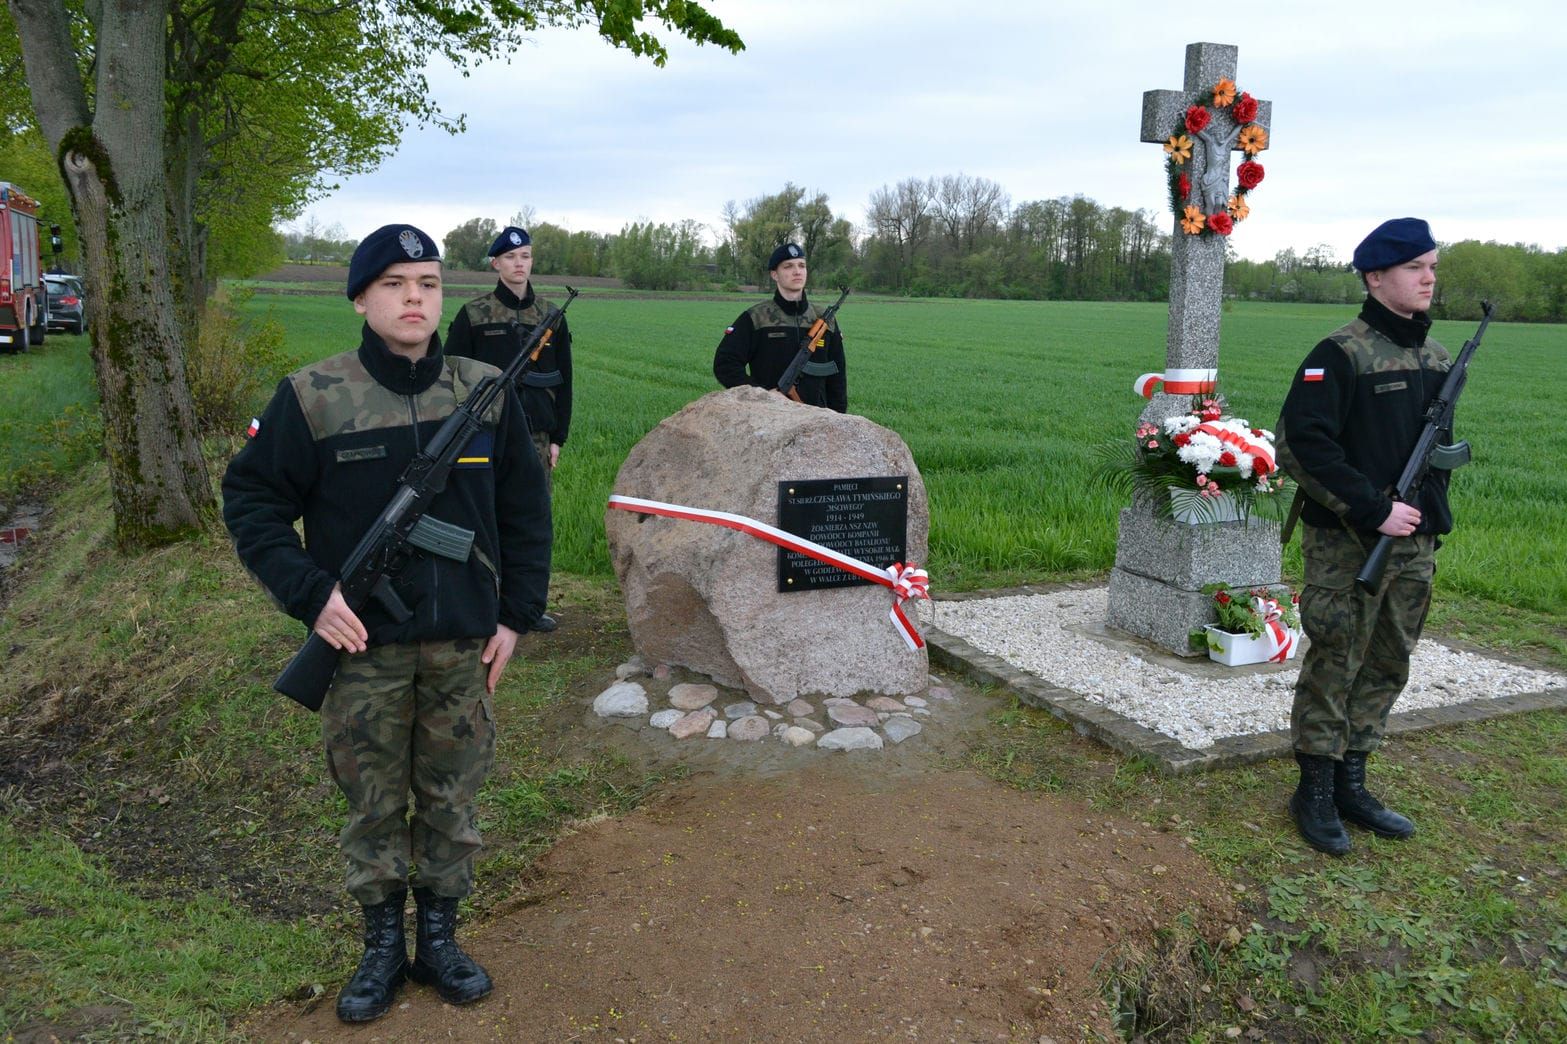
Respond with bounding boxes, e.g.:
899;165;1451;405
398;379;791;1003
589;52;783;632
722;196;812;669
2;181;48;353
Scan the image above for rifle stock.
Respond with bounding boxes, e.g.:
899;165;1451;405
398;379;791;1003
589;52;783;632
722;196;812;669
1354;300;1492;593
271;288;579;710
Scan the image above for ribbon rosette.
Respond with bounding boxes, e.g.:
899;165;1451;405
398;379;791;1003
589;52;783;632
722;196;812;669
1250;594;1294;662
607;494;933;650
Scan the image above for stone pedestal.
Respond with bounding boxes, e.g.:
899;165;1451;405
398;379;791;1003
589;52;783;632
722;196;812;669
1105;496;1281;656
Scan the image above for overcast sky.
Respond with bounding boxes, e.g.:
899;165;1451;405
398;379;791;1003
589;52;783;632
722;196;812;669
304;0;1567;265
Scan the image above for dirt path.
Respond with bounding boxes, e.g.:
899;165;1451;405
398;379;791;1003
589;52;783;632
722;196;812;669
245;751;1237;1041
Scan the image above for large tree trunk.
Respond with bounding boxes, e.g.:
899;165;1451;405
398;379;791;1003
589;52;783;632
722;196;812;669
10;0;214;548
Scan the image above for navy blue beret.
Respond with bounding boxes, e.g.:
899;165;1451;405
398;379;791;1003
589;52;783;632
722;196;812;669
346;224;440;300
1352;218;1436;273
488;226;531;257
768;242;805;270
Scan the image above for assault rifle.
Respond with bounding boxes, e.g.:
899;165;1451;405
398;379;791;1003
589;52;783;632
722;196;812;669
776;285;850;402
273;287;579;711
1355;300;1493;594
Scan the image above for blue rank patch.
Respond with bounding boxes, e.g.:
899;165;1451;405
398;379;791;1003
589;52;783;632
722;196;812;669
455;429;493;469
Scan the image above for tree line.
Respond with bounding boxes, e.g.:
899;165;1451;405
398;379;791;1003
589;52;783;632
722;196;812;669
420;177;1566;323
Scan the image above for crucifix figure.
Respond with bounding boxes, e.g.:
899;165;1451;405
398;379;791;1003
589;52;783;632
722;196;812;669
1137;42;1272;424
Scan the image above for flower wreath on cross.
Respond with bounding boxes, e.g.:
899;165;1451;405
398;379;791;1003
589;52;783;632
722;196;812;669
1163;78;1268;237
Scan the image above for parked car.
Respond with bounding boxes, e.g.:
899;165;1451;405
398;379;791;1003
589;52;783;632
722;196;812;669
44;274;86;335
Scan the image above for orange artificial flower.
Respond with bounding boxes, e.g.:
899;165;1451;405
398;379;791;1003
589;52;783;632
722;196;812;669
1212;78;1237;107
1227;195;1251;222
1180;205;1206;235
1164;134;1193;164
1239;125;1269;156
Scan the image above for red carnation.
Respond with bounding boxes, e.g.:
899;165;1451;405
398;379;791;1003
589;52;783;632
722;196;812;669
1254;458;1272;476
1236;161;1265;189
1178;172;1191;199
1219;451;1237;467
1216;591;1231;605
1200;405;1222;421
1232;92;1259;124
1184;105;1211;133
1207;212;1234;236
1174;433;1191;447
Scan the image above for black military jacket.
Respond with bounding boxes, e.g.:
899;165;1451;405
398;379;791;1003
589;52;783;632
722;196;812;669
713;290;847;412
445;281;574;447
222;327;551;643
1275;296;1453;536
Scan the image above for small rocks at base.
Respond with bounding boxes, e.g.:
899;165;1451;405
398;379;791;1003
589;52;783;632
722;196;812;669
818;727;883;751
670;707;718;739
649;709;683;729
723;701;758;720
728;715;770;741
781;726;816;747
593;682;648;718
668;683;718;711
827;702;879;728
882;715;924;744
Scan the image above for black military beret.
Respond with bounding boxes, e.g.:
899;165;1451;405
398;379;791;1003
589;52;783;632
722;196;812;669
1352;218;1436;273
768;242;805;270
488;226;532;257
345;224;440;300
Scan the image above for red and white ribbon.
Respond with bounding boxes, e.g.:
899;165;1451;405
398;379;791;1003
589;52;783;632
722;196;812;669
1194;421;1275;474
1134;367;1218;398
607;494;932;651
1250;595;1295;662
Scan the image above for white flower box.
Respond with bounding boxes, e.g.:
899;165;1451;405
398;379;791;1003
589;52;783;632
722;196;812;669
1204;624;1302;667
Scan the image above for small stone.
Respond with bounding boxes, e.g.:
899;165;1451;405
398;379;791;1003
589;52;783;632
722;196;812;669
828;703;879;728
772;722;790;736
669;683;718;711
723;701;758;720
782;726;815;747
909;707;932;716
786;699;815;717
705;719;728;739
927;686;955;701
792;717;825;733
593;682;648;718
673;702;720;736
821;697;857;707
649;709;683;729
866;697;906;712
818;727;883;751
903;695;928;708
763;709;782;720
614;661;645;680
651;663;672;680
882;715;923;744
728;715;770;741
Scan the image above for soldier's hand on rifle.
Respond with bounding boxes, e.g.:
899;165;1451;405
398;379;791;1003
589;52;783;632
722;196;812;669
1378;502;1422;538
313;584;369;654
482;624;520;694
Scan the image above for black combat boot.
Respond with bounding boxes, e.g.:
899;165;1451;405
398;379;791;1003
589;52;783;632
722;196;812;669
409;887;493;1005
335;889;408;1022
1289;752;1351;856
1335;750;1416;839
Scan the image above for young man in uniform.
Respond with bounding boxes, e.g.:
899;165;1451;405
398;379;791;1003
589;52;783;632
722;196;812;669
1274;217;1448;857
713;242;847;412
222;224;552;1021
445;225;570;632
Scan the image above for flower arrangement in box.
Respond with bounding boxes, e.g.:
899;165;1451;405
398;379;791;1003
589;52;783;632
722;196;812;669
1095;392;1290;522
1197;582;1302;665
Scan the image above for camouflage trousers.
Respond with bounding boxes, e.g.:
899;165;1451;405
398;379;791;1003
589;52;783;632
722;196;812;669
1292;525;1436;758
531;429;553;494
321;638;496;906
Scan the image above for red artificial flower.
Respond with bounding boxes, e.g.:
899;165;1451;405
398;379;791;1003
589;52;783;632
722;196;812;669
1177;172;1191;199
1185;104;1212;133
1236;161;1265;189
1173;433;1192;447
1254;458;1272;476
1216;591;1231;605
1232;92;1259;124
1251;427;1263;436
1200;405;1222;421
1219;451;1237;467
1207;211;1234;236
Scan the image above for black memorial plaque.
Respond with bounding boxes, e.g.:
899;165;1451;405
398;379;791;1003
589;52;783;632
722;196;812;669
776;476;908;592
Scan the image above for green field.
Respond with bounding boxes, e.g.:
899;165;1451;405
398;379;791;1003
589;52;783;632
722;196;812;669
247;291;1567;614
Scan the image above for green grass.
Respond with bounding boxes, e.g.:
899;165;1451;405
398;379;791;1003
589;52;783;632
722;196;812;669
0;334;99;498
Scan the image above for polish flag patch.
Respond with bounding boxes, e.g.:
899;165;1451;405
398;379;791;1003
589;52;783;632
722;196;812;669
1302;368;1325;382
246;417;261;437
724;326;734;334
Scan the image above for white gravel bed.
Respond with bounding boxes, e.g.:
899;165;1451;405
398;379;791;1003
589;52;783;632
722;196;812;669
931;589;1567;752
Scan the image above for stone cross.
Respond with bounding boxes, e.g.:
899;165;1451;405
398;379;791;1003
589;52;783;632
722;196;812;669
1138;42;1272;423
